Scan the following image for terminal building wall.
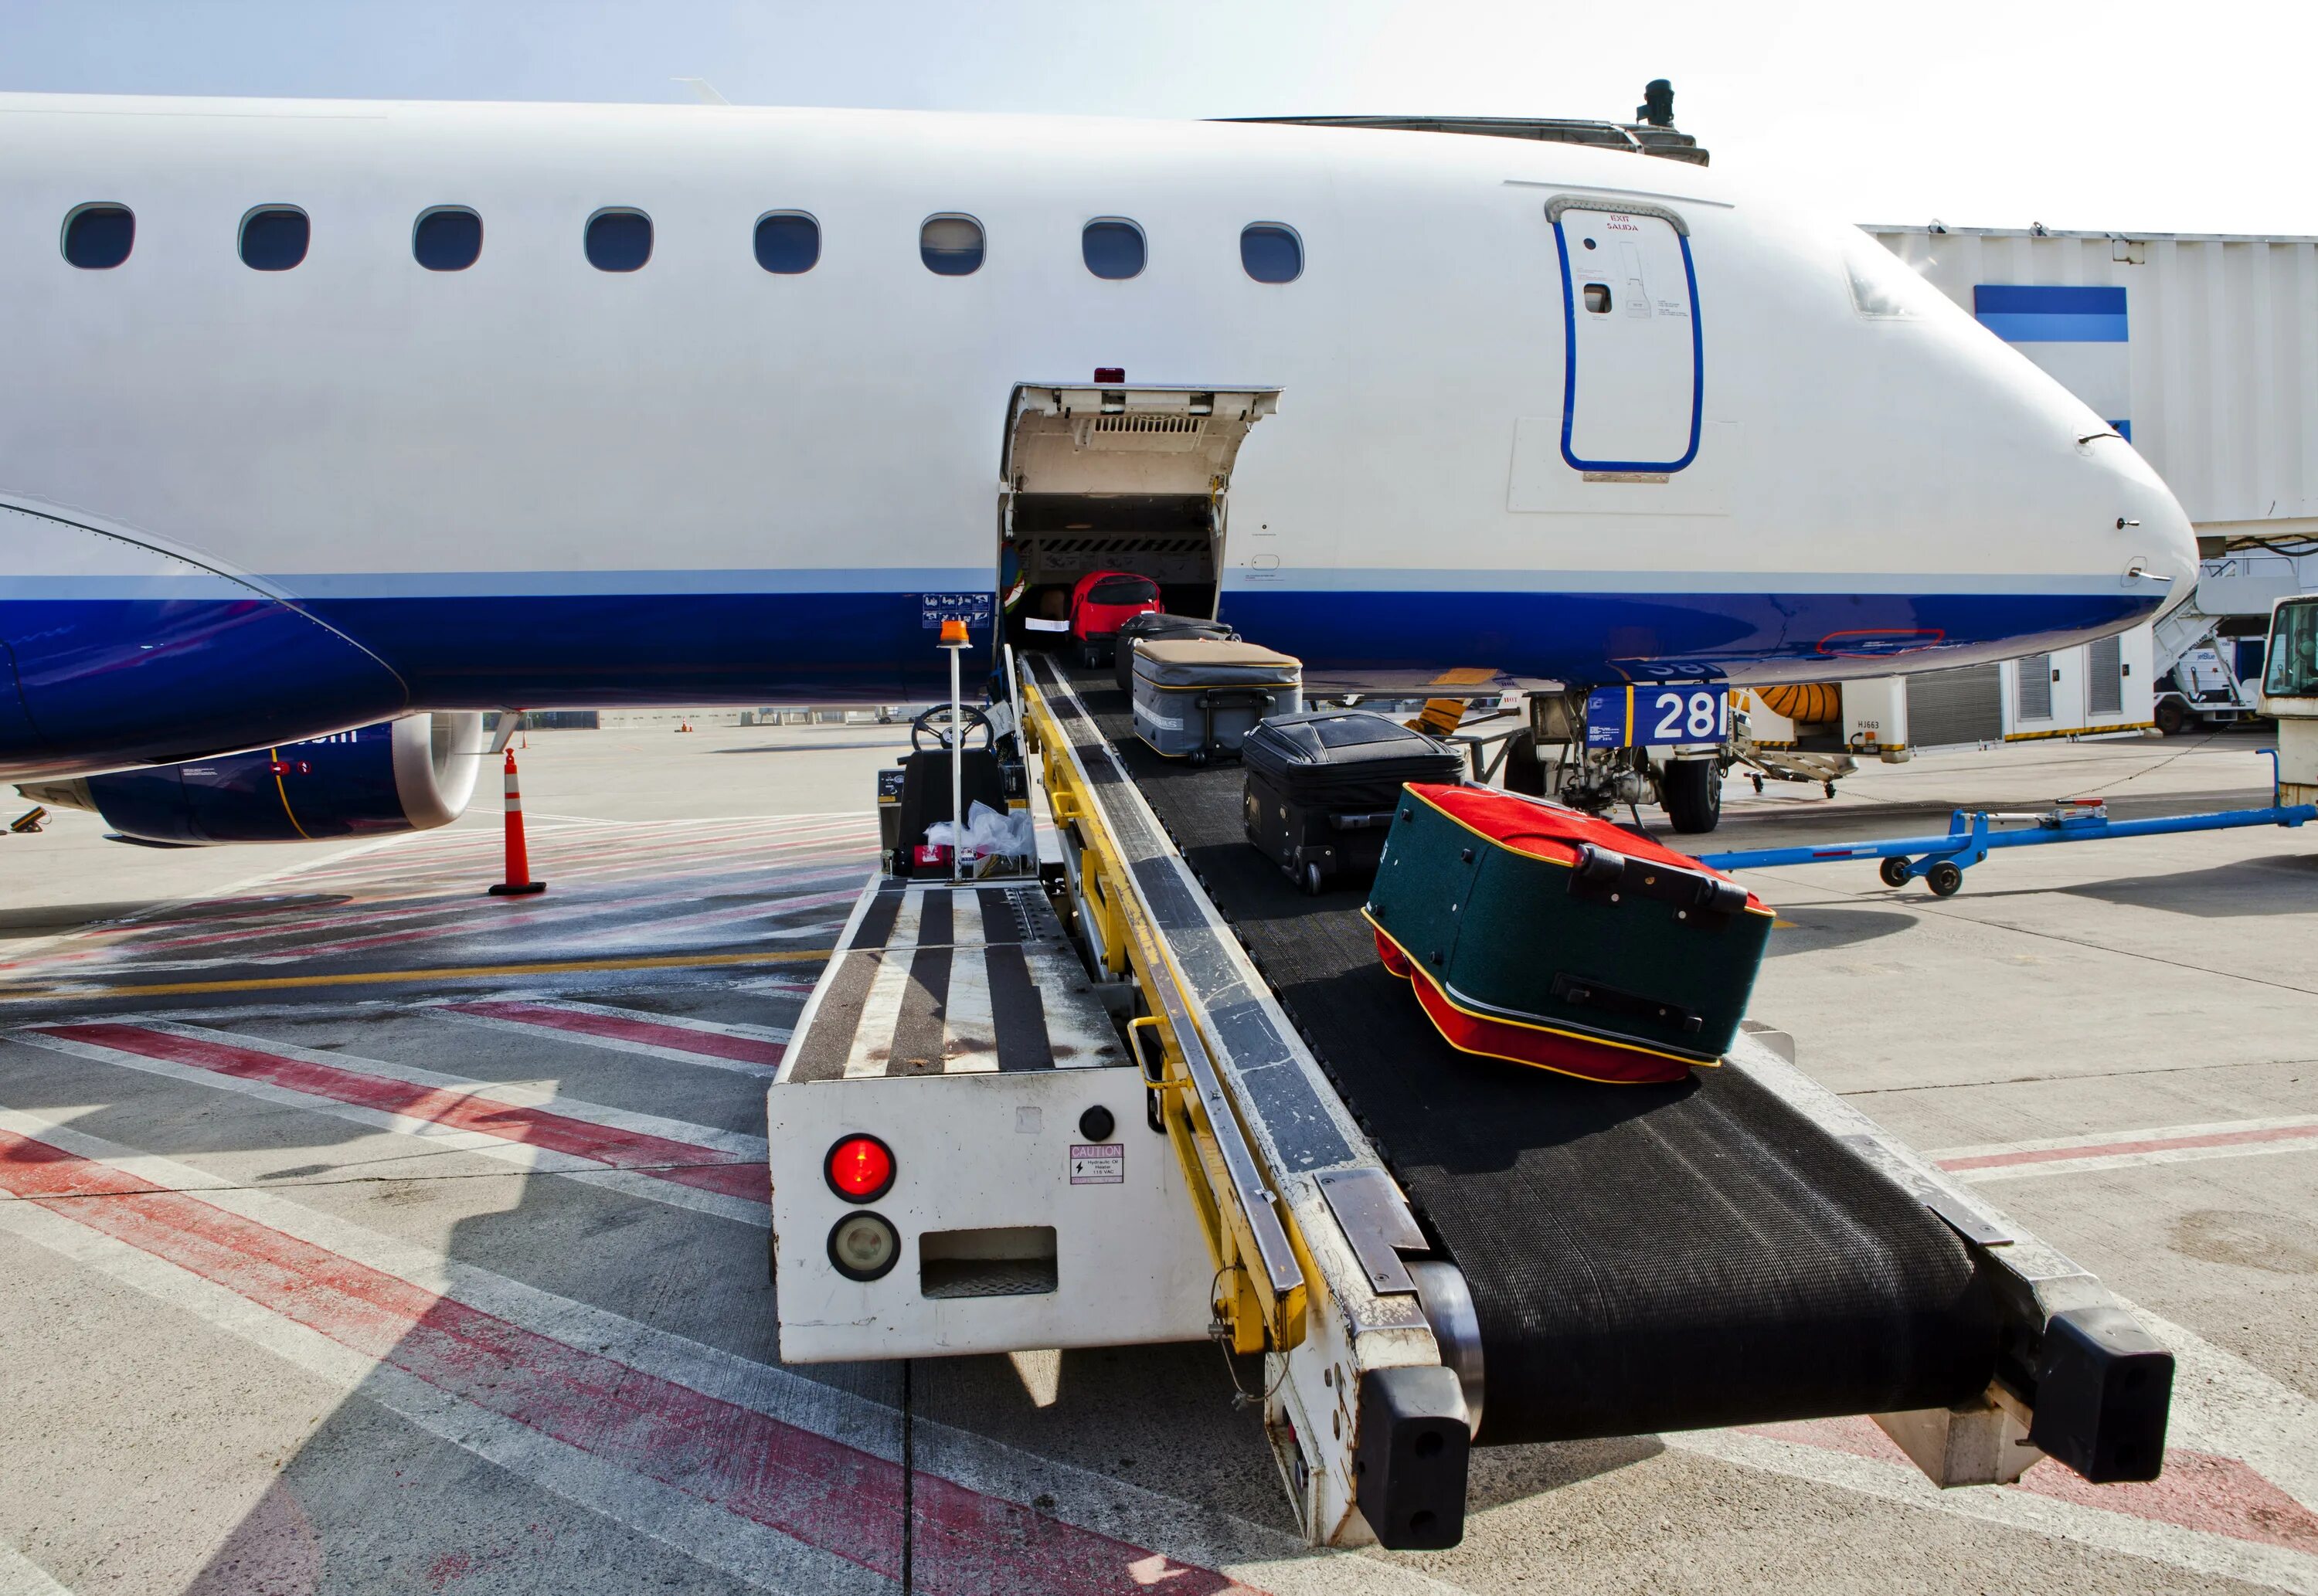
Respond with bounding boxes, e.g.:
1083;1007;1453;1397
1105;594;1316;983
1868;223;2318;549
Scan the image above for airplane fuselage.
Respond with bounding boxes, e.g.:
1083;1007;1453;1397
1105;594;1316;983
0;94;2195;776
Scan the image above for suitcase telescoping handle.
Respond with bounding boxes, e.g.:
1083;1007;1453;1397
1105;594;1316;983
1568;841;1750;922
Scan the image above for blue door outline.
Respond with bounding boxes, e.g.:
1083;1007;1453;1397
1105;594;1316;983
1549;197;1705;475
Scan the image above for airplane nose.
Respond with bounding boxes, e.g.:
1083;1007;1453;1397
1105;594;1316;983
2089;434;2199;619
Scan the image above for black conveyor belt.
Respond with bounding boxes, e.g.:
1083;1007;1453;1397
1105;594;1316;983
1058;661;1998;1445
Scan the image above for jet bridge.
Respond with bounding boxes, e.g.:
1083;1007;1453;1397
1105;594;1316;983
766;651;2177;1550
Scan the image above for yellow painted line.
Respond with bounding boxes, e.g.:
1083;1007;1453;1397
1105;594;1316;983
0;947;838;1002
1773;919;1800;929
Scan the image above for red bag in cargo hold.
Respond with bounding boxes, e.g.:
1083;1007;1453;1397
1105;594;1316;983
1069;570;1161;666
1363;783;1772;1084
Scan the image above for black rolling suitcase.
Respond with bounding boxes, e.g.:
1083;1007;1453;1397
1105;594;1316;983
1111;613;1239;693
1242;710;1466;894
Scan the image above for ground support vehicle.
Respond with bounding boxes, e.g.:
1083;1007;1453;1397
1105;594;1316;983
1698;782;2317;898
765;653;2180;1550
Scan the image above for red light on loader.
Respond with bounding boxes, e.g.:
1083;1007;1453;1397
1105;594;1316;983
824;1134;895;1203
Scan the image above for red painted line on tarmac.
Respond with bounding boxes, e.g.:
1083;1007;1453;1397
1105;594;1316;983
448;1003;787;1067
1937;1122;2318;1173
0;1130;1259;1596
32;1024;763;1204
1742;1415;2318;1553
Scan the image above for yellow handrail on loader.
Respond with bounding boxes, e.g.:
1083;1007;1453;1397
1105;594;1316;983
1022;675;1307;1355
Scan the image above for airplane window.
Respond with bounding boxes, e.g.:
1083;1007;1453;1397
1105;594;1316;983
63;205;135;270
240;207;310;271
1583;283;1613;314
1240;223;1301;284
921;215;984;276
586;209;653;272
755;212;820;274
413;207;483;272
1083;219;1145;280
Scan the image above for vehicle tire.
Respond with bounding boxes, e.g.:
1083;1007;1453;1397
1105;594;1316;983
1660;759;1723;834
1926;861;1964;897
1823;781;1837;800
1750;773;1766;794
1878;857;1912;888
2154;698;2189;736
1503;729;1547;796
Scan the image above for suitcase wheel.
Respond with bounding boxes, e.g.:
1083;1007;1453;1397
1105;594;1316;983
1303;861;1327;896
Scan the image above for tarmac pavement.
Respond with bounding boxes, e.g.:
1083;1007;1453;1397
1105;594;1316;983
1;722;2312;1594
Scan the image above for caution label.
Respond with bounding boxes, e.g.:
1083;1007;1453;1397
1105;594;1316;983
1069;1143;1124;1185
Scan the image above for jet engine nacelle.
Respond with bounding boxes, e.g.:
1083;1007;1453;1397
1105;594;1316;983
19;712;484;845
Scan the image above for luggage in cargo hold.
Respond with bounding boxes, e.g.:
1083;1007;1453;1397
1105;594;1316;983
1112;611;1239;693
1069;570;1161;667
1242;710;1466;894
1365;783;1772;1083
1131;640;1301;762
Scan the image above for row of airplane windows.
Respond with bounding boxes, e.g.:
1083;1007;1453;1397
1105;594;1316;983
54;203;1307;283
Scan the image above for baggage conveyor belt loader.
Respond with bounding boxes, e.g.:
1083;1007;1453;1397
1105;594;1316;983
766;653;2177;1551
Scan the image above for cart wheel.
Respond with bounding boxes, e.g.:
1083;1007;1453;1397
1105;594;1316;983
1502;729;1547;796
1303;861;1325;897
1823;781;1837;800
1878;857;1912;889
1925;861;1964;898
1750;773;1765;794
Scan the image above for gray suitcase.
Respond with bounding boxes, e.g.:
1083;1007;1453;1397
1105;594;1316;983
1131;639;1302;762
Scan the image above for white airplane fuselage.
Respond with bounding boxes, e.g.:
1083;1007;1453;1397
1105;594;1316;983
0;94;2194;777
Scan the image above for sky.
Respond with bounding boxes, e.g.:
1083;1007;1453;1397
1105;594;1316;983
6;0;2313;237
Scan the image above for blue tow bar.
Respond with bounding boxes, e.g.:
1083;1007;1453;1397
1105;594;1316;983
1696;754;2316;896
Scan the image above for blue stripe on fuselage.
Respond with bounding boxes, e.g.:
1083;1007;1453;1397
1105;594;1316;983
304;586;2158;701
0;585;2164;770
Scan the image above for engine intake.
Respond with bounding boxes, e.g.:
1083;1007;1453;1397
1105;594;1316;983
18;712;484;845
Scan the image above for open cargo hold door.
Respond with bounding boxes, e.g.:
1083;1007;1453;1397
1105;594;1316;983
1001;384;1278;629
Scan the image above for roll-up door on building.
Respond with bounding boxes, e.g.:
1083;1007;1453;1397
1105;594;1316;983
2016;654;2053;721
1906;663;2004;747
2088;635;2123;715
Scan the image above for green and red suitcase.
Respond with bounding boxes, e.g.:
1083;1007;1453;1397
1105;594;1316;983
1364;783;1772;1083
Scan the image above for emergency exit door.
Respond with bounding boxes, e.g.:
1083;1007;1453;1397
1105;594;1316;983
1552;199;1702;474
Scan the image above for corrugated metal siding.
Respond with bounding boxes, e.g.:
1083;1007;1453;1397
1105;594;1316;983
2016;653;2053;720
1868;226;2318;540
1906;663;2004;747
2087;633;2123;715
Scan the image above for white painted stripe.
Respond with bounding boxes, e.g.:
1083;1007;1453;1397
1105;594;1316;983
0;1200;880;1596
1665;1428;2318;1594
0;1541;72;1596
847;953;917;1082
8;1033;766;1228
0;1109;1455;1596
943;949;998;1073
1932;1116;2318;1163
427;1009;785;1078
1953;1139;2318;1183
464;998;795;1047
1932;1116;2318;1183
91;1020;768;1157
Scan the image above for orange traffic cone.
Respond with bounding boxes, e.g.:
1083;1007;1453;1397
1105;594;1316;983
488;748;546;897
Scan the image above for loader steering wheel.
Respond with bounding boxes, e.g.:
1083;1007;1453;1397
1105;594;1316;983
911;703;995;753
